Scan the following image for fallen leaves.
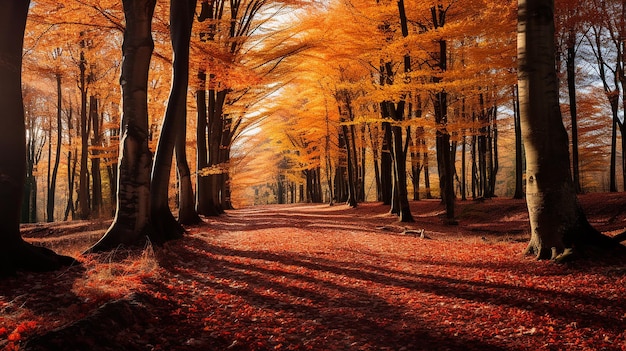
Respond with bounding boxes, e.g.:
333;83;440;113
2;195;626;350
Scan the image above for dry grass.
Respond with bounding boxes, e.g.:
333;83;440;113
71;241;158;303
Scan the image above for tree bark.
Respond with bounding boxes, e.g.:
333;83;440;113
431;5;455;221
87;0;157;252
566;37;582;194
150;0;198;239
0;0;75;275
47;73;62;222
517;0;623;260
78;47;91;220
512;85;524;199
90;96;103;217
175;48;201;223
176;113;202;224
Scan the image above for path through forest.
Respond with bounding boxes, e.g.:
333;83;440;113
2;194;626;350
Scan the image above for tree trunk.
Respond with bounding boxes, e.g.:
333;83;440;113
381;121;393;205
341;123;358;208
431;26;455;221
513;85;524;199
87;0;157;252
78;48;91;220
391;121;414;222
517;0;622;260
195;72;216;216
461;136;466;201
0;0;75;275
423;138;432;199
47;73;62;222
566;39;582;194
174;9;201;225
176;135;201;224
90;97;103;217
150;0;198;240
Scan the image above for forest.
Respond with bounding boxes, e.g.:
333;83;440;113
1;0;626;349
11;0;626;224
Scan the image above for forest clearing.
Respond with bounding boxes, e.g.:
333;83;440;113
2;193;626;351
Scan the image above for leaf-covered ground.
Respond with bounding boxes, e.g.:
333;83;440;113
2;194;626;350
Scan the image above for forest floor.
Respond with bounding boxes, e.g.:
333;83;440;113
2;193;626;351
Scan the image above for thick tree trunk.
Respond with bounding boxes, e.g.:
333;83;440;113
0;0;75;275
517;0;622;260
87;0;157;252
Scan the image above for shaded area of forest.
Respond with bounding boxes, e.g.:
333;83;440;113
2;193;626;350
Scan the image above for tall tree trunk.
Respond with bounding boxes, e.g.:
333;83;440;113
410;131;421;201
517;0;621;260
368;124;382;201
566;37;582;194
391;121;413;222
150;0;198;240
87;0;157;252
0;0;75;275
90;97;103;217
205;87;227;215
175;81;201;220
380;122;393;205
609;107;618;192
48;72;63;222
461;136;467;201
341;123;358;207
78;48;91;220
387;0;414;222
325;104;335;205
513;85;524;199
176;130;201;224
423;138;432;199
64;100;78;221
195;71;216;215
431;5;455;221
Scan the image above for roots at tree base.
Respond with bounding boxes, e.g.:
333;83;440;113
524;224;626;262
0;239;77;276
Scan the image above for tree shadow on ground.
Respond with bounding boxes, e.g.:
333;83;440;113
152;236;511;350
146;233;626;350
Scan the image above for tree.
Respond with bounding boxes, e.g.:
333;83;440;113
150;0;199;238
517;0;623;259
87;0;158;252
22;87;47;223
0;0;75;275
46;48;64;222
555;0;589;194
